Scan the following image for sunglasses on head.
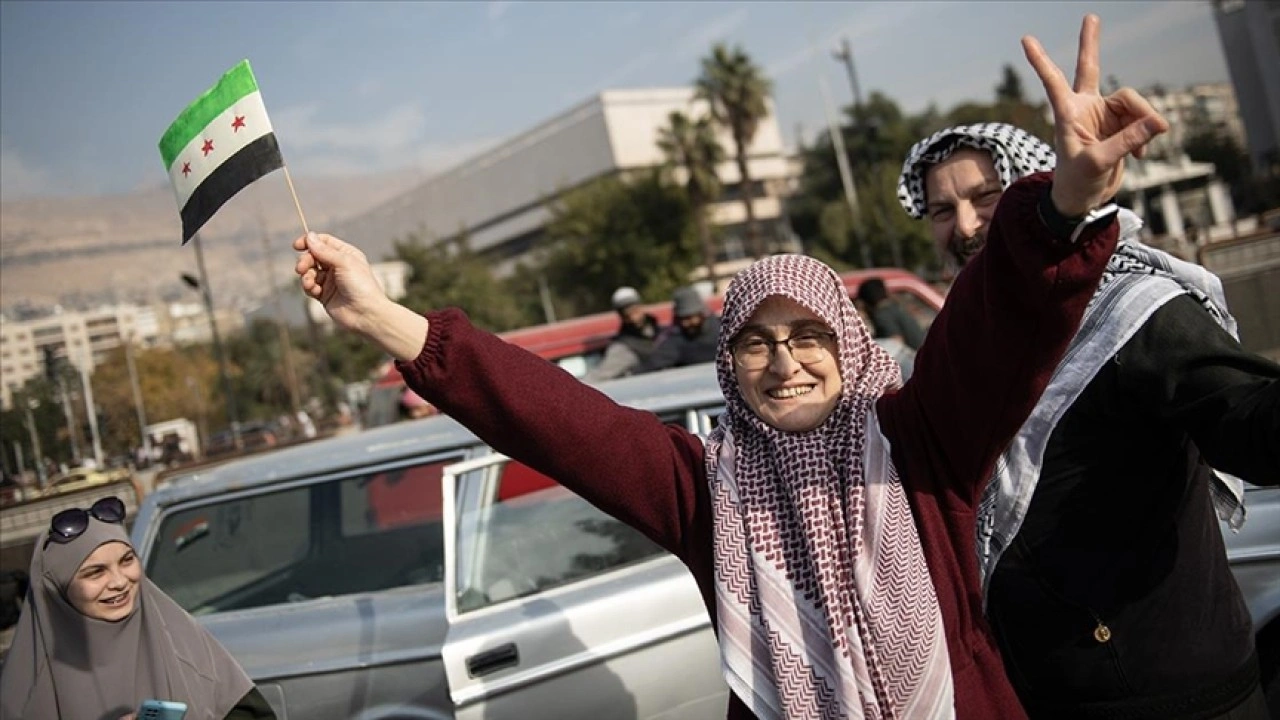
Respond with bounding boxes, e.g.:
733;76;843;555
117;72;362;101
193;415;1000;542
44;496;127;549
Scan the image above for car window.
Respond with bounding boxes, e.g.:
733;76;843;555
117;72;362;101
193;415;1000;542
147;487;311;614
147;455;459;615
893;289;938;331
454;460;665;614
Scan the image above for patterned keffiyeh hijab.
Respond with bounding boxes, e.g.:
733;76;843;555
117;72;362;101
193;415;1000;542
896;123;1056;219
704;254;954;720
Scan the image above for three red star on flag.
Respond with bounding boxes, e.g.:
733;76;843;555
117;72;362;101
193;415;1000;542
181;162;191;177
232;115;245;132
201;139;215;156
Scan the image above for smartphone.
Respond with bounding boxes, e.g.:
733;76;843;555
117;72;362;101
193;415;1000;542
138;699;188;720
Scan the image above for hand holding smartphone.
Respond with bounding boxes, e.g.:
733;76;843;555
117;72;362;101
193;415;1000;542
137;699;188;720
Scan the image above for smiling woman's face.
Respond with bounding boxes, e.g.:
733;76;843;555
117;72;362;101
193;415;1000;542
66;540;141;622
733;295;842;433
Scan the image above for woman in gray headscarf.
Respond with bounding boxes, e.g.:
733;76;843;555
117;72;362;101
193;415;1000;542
0;497;277;720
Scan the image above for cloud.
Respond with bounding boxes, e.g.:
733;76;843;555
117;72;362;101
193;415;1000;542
583;51;661;94
0;138;55;201
487;1;513;22
576;6;750;100
1052;1;1211;62
274;102;428;156
413;136;503;175
611;8;643;30
677;7;750;57
268;103;501;180
766;3;932;80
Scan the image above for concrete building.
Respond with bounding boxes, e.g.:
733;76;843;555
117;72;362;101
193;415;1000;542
1212;0;1280;173
244;260;411;328
1145;82;1248;161
161;302;246;347
333;88;798;277
1116;155;1237;255
0;305;160;409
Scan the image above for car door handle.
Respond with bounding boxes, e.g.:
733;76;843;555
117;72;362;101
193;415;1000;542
466;642;519;677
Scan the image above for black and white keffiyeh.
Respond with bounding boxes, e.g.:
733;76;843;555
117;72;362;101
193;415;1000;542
895;123;1247;606
896;123;1056;219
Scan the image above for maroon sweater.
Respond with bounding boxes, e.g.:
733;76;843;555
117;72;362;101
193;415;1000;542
399;173;1119;720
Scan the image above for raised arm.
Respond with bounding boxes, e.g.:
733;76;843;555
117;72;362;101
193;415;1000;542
879;15;1169;507
293;233;707;558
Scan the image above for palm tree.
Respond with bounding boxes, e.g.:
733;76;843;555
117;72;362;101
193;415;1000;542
657;110;725;286
696;44;773;259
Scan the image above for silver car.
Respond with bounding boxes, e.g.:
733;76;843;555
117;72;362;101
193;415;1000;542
131;362;1280;718
132;364;730;720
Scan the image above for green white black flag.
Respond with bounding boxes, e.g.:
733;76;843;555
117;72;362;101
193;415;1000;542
159;60;284;244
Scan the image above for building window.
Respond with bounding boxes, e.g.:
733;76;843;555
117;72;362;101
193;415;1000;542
721;234;747;261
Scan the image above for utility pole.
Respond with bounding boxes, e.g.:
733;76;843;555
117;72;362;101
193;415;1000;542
819;75;872;268
44;347;82;461
538;274;557;324
257;209;303;416
124;335;152;463
75;350;104;468
302;295;337;416
187;232;243;450
58;375;81;463
832;38;864;111
24;398;46;488
832;36;904;268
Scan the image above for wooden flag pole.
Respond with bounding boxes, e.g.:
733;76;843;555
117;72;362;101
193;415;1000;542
282;165;311;237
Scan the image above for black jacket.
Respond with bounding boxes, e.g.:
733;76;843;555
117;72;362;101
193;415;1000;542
639;315;722;373
987;295;1280;719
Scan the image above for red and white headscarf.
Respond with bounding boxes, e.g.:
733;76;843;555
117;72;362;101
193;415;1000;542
705;254;953;720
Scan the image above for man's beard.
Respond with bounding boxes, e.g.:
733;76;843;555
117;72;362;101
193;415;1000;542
948;234;986;268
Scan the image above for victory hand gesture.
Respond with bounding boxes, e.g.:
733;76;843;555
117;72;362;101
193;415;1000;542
1022;14;1169;217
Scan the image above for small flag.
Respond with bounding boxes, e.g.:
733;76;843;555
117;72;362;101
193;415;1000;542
159;60;284;244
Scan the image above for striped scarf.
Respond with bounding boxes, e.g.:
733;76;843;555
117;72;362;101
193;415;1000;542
706;254;954;720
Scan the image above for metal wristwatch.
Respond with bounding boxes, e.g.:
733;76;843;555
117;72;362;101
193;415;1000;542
1038;185;1120;243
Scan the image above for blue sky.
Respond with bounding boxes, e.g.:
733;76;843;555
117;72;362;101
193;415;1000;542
0;1;1231;201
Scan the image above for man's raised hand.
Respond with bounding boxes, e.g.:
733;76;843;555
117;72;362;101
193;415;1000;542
1022;14;1169;217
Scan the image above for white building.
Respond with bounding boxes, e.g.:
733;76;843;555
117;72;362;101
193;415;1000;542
1145;82;1248;160
162;302;246;346
245;260;412;328
333;88;798;276
1117;155;1237;253
0;305;159;409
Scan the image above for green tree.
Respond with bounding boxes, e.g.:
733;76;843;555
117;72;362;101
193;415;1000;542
789;92;936;270
995;64;1025;104
696;43;774;259
394;231;532;333
1;380;70;475
222;320;315;426
87;343;223;456
657;110;725;284
1184;128;1250;186
538;171;699;318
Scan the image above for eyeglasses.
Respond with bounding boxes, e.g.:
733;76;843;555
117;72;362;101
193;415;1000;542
732;331;837;370
44;496;126;549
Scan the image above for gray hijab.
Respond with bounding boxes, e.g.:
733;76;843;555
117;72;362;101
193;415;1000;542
0;516;253;720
